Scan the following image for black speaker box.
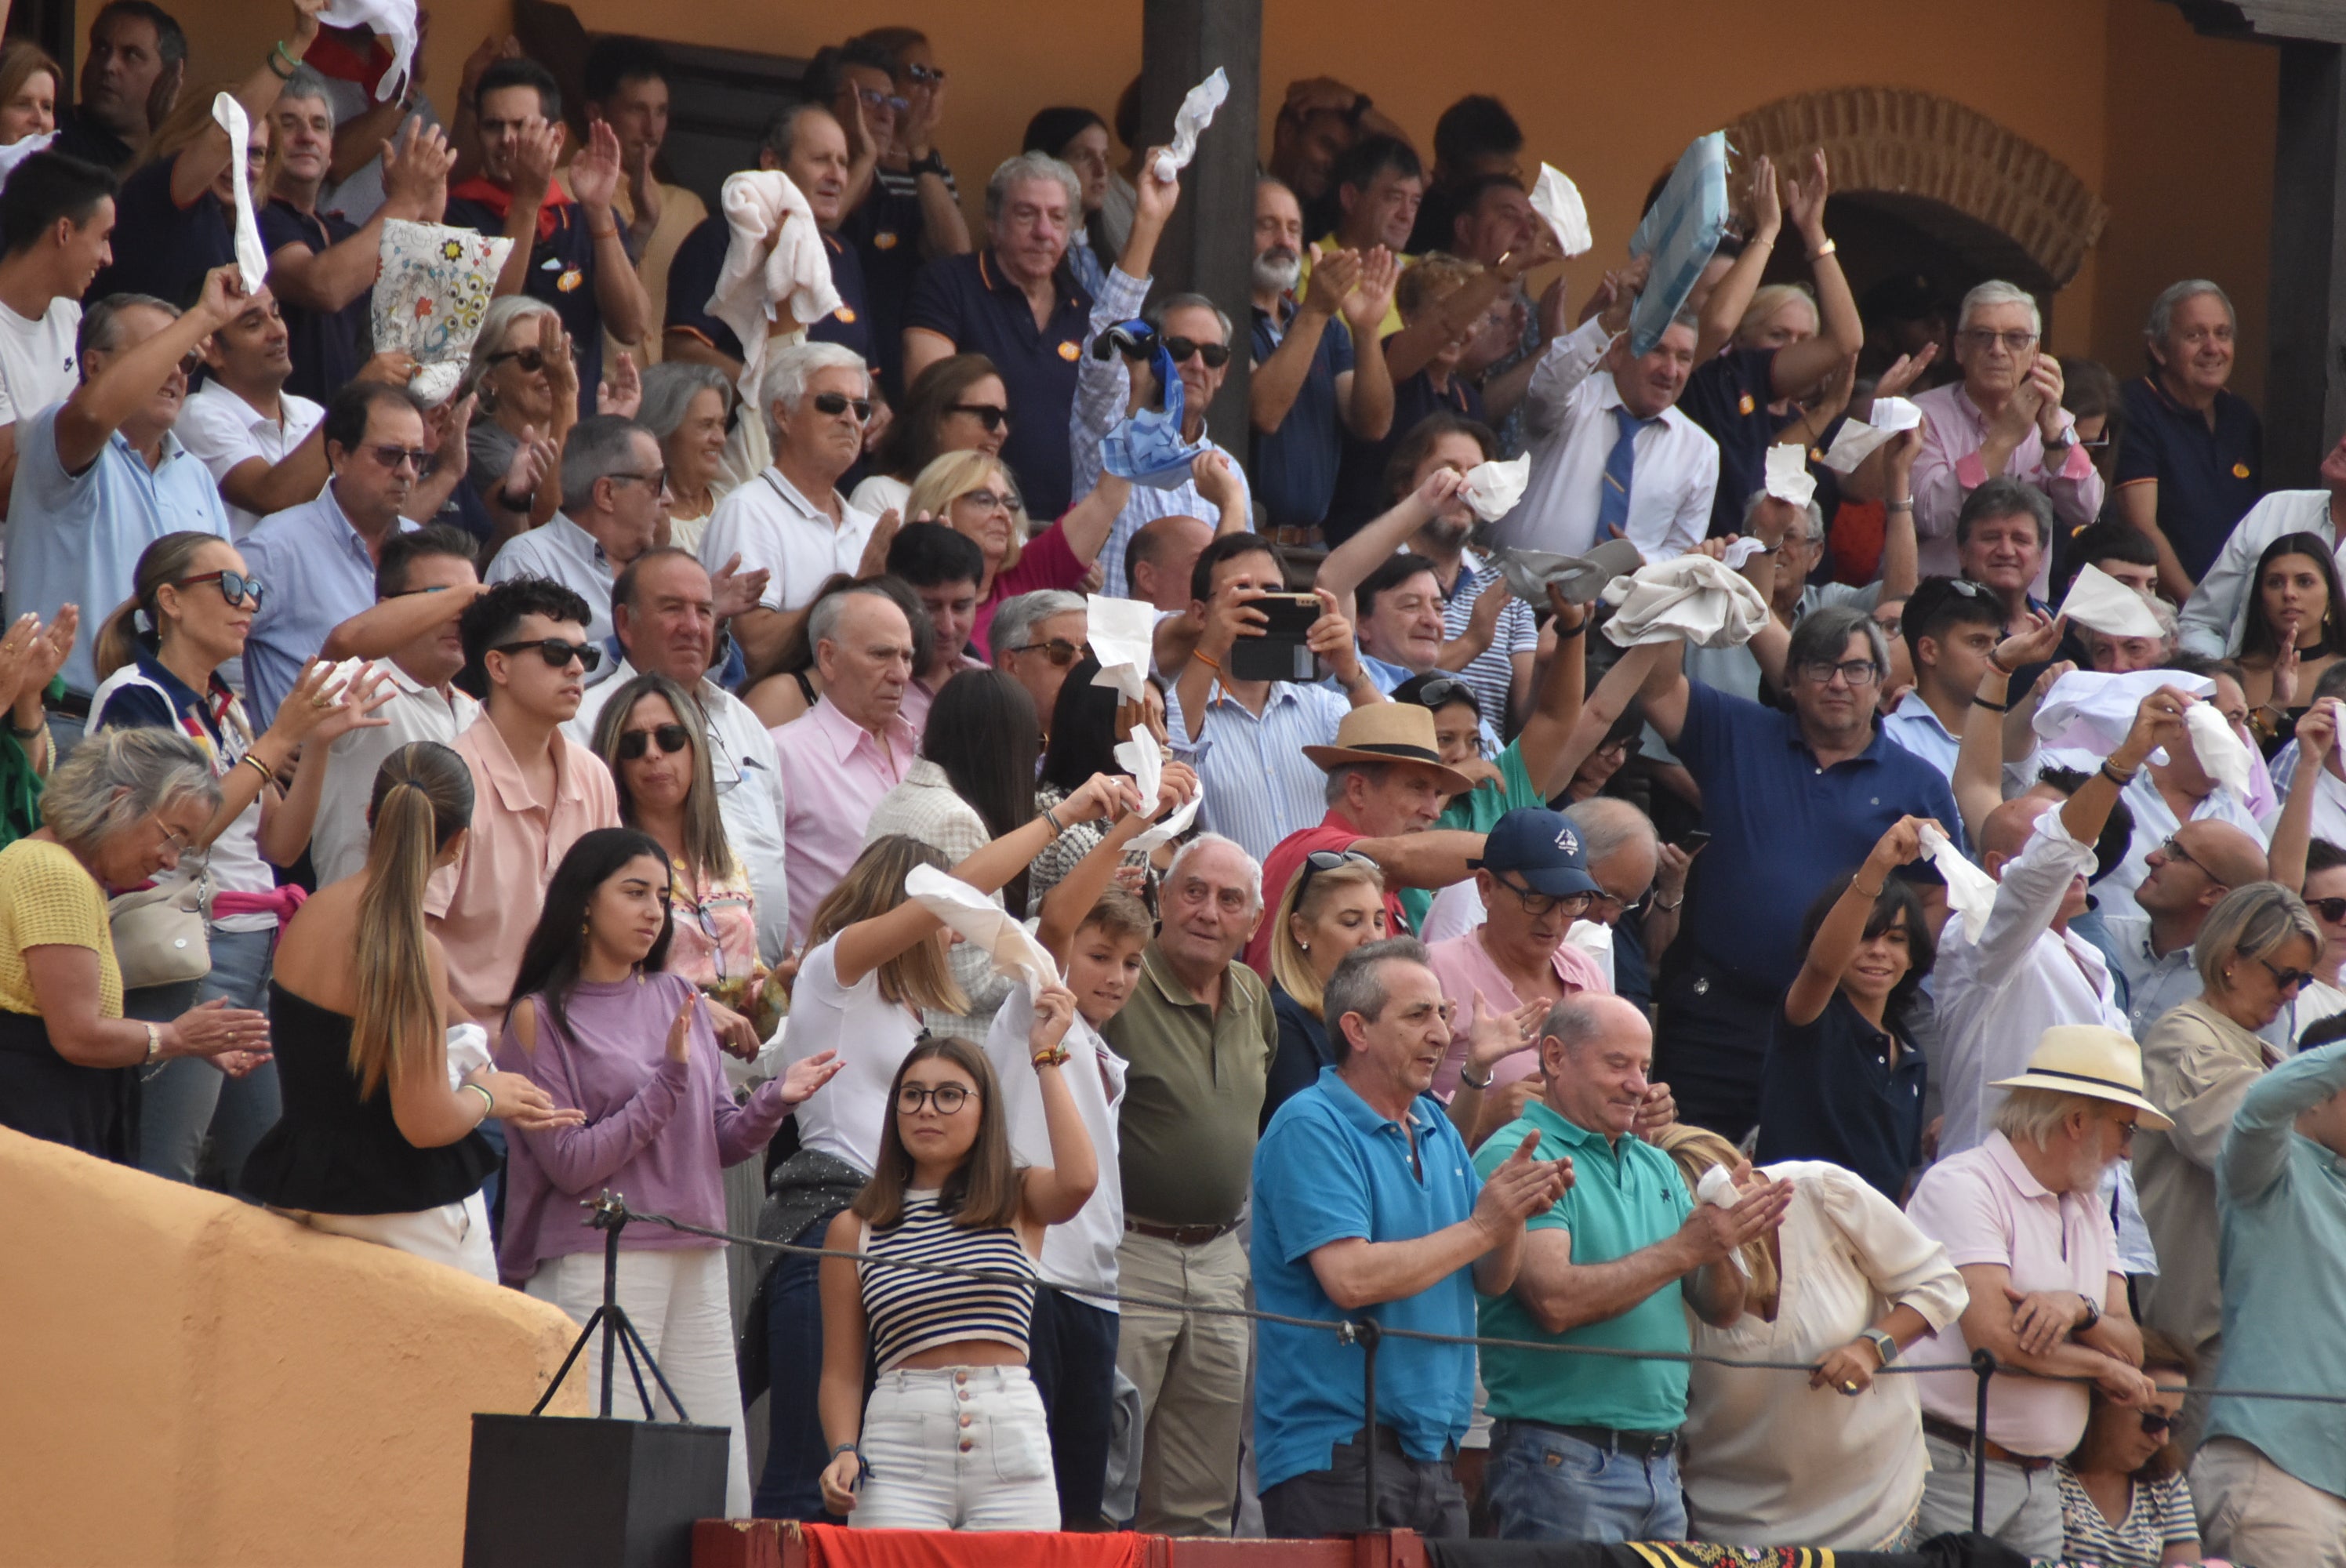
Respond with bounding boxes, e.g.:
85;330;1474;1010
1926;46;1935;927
463;1413;731;1568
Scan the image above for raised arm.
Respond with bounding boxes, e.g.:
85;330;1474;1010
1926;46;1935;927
1385;227;1560;383
1507;590;1586;791
1694;155;1778;365
1877;430;1921;602
488;120;563;301
1532;637;1664;799
1316;466;1462;617
1252;249;1353;432
1053;470;1134;568
570;120;652;349
1954;612;2067;842
1523;258;1642;442
170;0;322;208
2268;701;2339;890
1784;816;1927;1026
269;121;453;314
1015;986;1099;1225
58;267;241;473
1337;249;1397;439
1346;827;1487;891
1034;763;1197;961
2224;1041;2346;1204
1764;152;1865;396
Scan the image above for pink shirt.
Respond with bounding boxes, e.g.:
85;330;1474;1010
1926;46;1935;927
1904;1131;2114;1455
896;654;988;739
427;713;622;1025
772;695;920;949
972;519;1086;660
1423;929;1611;1100
1909;380;2105;590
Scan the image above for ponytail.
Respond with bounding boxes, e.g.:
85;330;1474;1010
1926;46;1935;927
97;530;229;681
348;743;474;1099
93;592;147;682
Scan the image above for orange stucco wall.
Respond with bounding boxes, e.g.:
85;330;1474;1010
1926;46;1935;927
0;1128;587;1567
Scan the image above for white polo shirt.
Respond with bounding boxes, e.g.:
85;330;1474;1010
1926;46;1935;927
697;465;874;613
176;379;325;539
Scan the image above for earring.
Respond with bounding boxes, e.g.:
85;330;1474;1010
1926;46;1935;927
582;921;590;938
1297;942;1309;953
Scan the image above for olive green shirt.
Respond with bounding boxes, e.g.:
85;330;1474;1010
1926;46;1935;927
1104;942;1276;1227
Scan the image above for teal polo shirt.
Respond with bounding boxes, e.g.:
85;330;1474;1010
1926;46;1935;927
1252;1067;1483;1490
1473;1099;1693;1432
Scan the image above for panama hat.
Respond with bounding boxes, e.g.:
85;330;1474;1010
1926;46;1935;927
1302;703;1473;794
1991;1025;2174;1131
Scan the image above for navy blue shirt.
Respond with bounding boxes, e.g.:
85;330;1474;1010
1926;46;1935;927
1673;679;1963;991
1756;989;1926;1200
1680;344;1843;539
443;190;604;419
666;214;872;370
1264;984;1337;1131
904;249;1091;521
1249;299;1355;533
1326;351;1481;546
86;160;233;309
259;198;365;405
845;183;932;404
2116;375;2264;582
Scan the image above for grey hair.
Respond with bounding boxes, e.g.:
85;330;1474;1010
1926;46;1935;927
636;361;735;441
808;582;906;656
1743;485;1825;543
990;590;1084;660
277;64;336;122
1957;279;2043;339
1563;797;1659;865
1166;832;1264;912
1324;760;1391;808
1539;992;1610;1058
41;727;220;855
1146;290;1234;346
76;292;178;366
1323;936;1434;1059
1786;604;1890;681
1992;1085;2097;1149
559;415;653;512
761;341;869;430
2198;882;2321;992
1668;304;1701;334
458;295;557;408
986;151;1082;224
2145;279;2235;347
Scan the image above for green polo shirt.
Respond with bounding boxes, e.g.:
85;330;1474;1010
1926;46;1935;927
1103;942;1277;1227
1473;1099;1694;1432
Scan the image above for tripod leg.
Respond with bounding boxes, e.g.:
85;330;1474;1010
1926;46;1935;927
532;1308;612;1417
618;1312;695;1425
614;1314;659;1421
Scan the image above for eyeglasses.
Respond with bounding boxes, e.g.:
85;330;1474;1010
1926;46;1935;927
2155;836;2209;878
176;349;204;377
1491;873;1592;920
2308;896;2346;924
1008;637;1085;667
173;569;265;610
904;62;947;84
1295;847;1376;903
957;488;1020;514
2139;1410;2174;1437
897;1082;972;1116
1596;733;1643;761
855;87;911;113
811;391;873;421
1956;328;2039;354
617;723;691;761
2079;434;2112;452
2259;956;2315;993
492;637;602;672
364;444;431;472
947;402;1011;432
607;469;671;495
1163;336;1233;368
151;812;193;855
1795;657;1882;688
487;345;578;373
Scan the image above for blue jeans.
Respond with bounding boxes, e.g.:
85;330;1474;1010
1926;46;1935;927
752;1212;845;1520
1486;1421;1687;1544
136;926;278;1193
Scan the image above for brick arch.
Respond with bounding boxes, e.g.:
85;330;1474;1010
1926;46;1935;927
1725;88;2109;287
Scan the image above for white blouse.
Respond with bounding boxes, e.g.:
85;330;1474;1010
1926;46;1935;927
1678;1161;1970;1551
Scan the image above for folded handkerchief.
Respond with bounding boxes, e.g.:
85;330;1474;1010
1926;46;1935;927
2058;562;2167;641
1114;737;1201;851
1694;1165;1750;1276
1461;453;1530;521
714;170;843;407
1531;164;1593;257
1818;395;1924;474
1153;68;1229;183
2033;669;2216;758
1919;822;1997;943
1720;536;1768;571
2184;701;2255;801
318;0;420;100
1088;596;1158;702
212;95;269;292
444;1022;490;1084
1600;554;1772;649
1101;344;1210;488
906;864;1060;996
1763;443;1817;509
1493;540;1646;607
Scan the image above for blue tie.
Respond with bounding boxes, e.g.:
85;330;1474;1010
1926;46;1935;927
1599;405;1661;539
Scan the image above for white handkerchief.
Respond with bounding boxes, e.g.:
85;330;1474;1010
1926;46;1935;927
1763;444;1816;509
906;864;1060;997
318;0;420;100
211;95;269;292
1872;396;1923;434
2185;701;2255;801
1720;536;1767;571
2034;669;2216;758
444;1022;490;1084
1153;68;1229;182
1563;918;1614;989
1919;822;1997;943
1530;164;1593;257
2058;562;2168;641
1460;453;1530;521
1087;595;1159;702
1600;554;1773;649
0;130;56;185
1817;395;1925;474
1693;1165;1749;1276
1115;737;1201;851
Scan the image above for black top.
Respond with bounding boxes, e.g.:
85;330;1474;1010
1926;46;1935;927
1678;344;1844;540
0;1007;133;1162
844;185;931;404
85;159;234;310
1263;984;1338;1131
241;983;497;1214
2115;375;2265;582
1324;354;1483;545
1754;988;1926;1202
442;190;604;419
258;198;365;405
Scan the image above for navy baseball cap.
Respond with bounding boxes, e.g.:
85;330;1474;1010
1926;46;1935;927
1468;808;1603;899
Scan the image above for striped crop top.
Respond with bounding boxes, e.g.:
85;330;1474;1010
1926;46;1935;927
859;1191;1039;1372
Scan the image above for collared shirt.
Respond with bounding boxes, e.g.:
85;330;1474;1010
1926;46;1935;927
242;483;416;727
2116;376;2264;582
1072;263;1254;600
699;466;875;615
485;512;619;649
2093;771;2268;922
1248;295;1355;531
1880;689;1962;782
1423;929;1609;1101
904;248;1093;519
1475;1098;1694;1431
258;198;365;404
1906;1131;2113;1457
1253;1067;1484;1488
425;712;623;1024
771;695;917;949
1487;314;1720;563
666;215;871;368
1678;343;1843;539
4;406;229;699
1168;675;1351;866
176;379;327;539
1438;553;1538;738
314;661;479;885
1102;941;1276;1227
2102;913;2207;1039
1757;990;1927;1200
1909;380;2105;591
2207;1041;2346;1498
2177;488;2337;658
1249;808;1415;975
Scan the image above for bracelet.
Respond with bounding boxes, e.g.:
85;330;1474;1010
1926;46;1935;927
830;1442;861;1460
2101;760;2138;787
1458;1062;1494;1091
1885;499;1914;513
910;151;949;178
1807;238;1837;260
1040;806;1066;837
238;753;278;789
1850;881;1885;900
590;223;620;242
143;1022;162;1065
1193;649;1221;673
268;41;297;79
7;715;44;739
1552;617;1586;641
1651;894;1683;912
463;1081;496;1120
1972;695;2010;713
1986;650;2018;677
1032;1044;1071;1069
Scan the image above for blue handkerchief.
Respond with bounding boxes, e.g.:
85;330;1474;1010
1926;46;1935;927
1101;344;1211;489
1623;131;1730;356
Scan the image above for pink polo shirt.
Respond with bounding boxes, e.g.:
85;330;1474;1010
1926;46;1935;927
1904;1131;2115;1456
1910;381;2106;588
773;696;920;949
1423;929;1610;1101
427;713;623;1025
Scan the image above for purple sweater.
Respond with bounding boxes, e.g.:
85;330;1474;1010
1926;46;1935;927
495;969;791;1283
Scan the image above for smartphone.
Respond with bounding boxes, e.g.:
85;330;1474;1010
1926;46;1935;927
1682;829;1712;851
1229;593;1323;682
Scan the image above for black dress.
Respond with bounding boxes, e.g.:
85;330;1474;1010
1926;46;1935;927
241;985;496;1214
0;1007;134;1161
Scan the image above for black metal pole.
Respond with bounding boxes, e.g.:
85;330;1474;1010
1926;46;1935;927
1971;1348;1995;1534
601;1209;623;1420
1357;1320;1382;1531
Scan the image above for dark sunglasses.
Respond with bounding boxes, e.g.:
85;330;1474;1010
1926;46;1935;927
174;569;264;609
365;444;432;472
1407;676;1481;717
492;637;602;673
617;722;691;761
2139;1410;2174;1437
812;391;873;420
855;86;911;113
2259;956;2315;992
488;345;578;373
1295;847;1377;902
2309;896;2346;924
948;402;1011;432
1008;637;1085;668
904;62;946;84
1163;336;1233;369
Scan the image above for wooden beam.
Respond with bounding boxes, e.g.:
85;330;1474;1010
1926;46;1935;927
2266;40;2346;484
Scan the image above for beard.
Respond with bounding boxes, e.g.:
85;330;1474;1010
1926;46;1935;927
1418;514;1472;554
1252;249;1301;294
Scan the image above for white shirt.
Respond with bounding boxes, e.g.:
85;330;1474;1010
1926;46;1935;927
1880;691;1962;782
2176;489;2336;657
1487;314;1720;562
2257;744;2346;848
847;472;910;520
568;656;794;962
983;987;1128;1304
0;294;79;427
2094;771;2269;922
314;662;479;884
785;935;927;1175
699;466;873;613
485;513;619;652
175;379;325;539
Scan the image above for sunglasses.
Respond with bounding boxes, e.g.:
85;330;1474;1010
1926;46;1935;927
1163;336;1233;368
365;444;431;472
1295;847;1377;902
855;86;911;113
812;391;873;421
487;345;577;373
2259;956;2315;992
948;402;1011;432
904;62;947;84
617;723;691;761
2139;1410;2174;1437
1008;637;1085;667
174;569;264;610
2309;896;2346;924
492;637;602;673
1408;676;1480;717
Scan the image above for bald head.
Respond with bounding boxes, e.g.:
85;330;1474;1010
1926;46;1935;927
1541;993;1654;1138
1982;796;2055;864
2180;822;2268;888
1128;513;1215;611
2137;819;2268;924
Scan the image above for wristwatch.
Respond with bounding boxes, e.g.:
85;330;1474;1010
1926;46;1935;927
910;150;949;180
2075;1293;2102;1334
1859;1327;1899;1367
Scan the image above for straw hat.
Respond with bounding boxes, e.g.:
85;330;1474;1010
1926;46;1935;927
1302;703;1473;793
1991;1025;2174;1131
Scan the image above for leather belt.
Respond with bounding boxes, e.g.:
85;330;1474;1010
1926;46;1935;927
1125;1217;1239;1246
1923;1414;2055;1473
1513;1420;1679;1461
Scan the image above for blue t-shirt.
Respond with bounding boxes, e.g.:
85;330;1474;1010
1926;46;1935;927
1756;989;1926;1200
1248;299;1356;532
1252;1068;1483;1489
666;214;871;369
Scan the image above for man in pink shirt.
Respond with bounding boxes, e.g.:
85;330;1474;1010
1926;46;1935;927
771;583;918;949
1903;1025;2166;1555
430;578;623;1025
1910;280;2104;591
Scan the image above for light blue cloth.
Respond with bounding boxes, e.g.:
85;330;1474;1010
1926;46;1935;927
3;405;229;699
1622;132;1730;356
1099;341;1211;490
240;484;416;728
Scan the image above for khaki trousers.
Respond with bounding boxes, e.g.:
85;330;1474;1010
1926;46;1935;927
2192;1437;2346;1568
1113;1228;1250;1536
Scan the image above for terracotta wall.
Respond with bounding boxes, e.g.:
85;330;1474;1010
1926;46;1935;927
0;1129;586;1567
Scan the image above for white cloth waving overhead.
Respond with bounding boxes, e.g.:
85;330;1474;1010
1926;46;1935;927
1599;553;1770;649
317;0;420;100
712;171;843;406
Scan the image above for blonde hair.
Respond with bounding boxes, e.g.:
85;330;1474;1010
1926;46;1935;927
96;531;234;680
1268;856;1386;1018
1734;282;1818;347
1396;252;1481;320
906;448;1030;575
804;834;967;1014
350;744;474;1098
1654;1124;1781;1305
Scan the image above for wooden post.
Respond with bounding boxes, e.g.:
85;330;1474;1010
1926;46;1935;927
2267;40;2346;486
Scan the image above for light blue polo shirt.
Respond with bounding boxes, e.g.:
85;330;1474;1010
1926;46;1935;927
241;483;416;727
3;403;227;698
1251;1066;1483;1491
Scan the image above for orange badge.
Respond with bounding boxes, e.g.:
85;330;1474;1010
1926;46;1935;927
1738;393;1756;416
1059;340;1080;361
873;231;900;251
557;268;583;294
836;306;858;323
2233;462;2252;479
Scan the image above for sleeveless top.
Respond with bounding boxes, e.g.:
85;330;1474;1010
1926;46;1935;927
859;1189;1037;1371
241;984;498;1214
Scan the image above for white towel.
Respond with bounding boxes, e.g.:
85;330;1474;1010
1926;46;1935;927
2033;668;2215;759
1153;69;1229;183
210;95;269;292
1600;554;1772;649
1460;453;1530;521
712;171;842;408
2184;701;2255;801
1694;1165;1750;1276
1763;443;1816;509
1087;595;1159;703
0;130;56;183
1918;822;1997;943
905;864;1059;998
2057;562;2168;641
316;0;420;100
1530;164;1593;257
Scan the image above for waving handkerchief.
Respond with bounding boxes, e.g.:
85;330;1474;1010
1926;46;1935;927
1720;536;1768;571
318;0;419;99
1088;595;1159;703
0;130;56;185
906;864;1060;996
1114;737;1200;851
1492;539;1645;607
374;222;511;406
1600;554;1771;648
1101;343;1211;487
714;170;842;406
1818;395;1923;474
1460;453;1531;521
2033;668;2215;758
2184;701;2255;801
1153;68;1229;182
2058;562;2167;641
1531;164;1593;257
212;95;269;292
1763;443;1817;509
1918;822;1997;942
1694;1164;1750;1276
